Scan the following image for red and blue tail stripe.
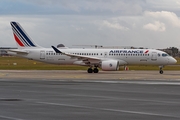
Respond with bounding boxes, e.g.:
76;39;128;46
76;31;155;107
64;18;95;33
11;22;37;47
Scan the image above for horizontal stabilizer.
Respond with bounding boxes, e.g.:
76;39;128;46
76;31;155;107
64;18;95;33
7;49;29;55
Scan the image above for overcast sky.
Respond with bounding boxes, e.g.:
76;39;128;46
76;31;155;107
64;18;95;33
1;0;180;49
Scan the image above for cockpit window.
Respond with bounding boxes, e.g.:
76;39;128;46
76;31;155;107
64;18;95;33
162;53;169;57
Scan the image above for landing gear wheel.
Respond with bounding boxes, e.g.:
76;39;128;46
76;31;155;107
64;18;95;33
93;68;99;73
87;68;93;73
159;70;163;74
159;66;164;74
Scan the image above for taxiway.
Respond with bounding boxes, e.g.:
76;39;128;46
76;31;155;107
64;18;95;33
0;70;179;80
0;70;180;120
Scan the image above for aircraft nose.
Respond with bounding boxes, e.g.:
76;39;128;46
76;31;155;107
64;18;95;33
169;57;177;64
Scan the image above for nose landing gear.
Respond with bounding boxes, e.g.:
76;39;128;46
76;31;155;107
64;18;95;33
159;66;164;74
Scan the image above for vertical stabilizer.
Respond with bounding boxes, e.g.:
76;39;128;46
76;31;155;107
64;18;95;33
10;21;42;49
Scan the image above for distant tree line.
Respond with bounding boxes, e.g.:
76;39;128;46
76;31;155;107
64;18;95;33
161;47;179;57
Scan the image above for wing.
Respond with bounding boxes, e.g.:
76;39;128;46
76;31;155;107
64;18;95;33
52;46;101;64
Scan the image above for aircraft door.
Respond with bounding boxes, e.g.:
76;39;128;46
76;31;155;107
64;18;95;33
40;51;45;59
151;52;157;61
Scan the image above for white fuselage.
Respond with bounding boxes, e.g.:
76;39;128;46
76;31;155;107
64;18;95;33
8;48;177;66
8;21;177;73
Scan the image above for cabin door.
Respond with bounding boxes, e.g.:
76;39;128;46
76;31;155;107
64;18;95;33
40;51;45;59
151;52;157;61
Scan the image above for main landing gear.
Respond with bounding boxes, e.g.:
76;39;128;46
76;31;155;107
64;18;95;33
87;67;99;73
159;66;164;74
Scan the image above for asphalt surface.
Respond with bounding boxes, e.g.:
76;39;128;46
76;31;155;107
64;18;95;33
0;79;180;120
0;70;180;80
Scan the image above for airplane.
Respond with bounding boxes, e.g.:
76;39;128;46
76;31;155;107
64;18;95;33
7;21;177;74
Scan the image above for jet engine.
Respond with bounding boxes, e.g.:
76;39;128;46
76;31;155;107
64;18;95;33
101;60;119;71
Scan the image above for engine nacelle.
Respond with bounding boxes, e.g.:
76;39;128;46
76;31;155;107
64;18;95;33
101;60;119;71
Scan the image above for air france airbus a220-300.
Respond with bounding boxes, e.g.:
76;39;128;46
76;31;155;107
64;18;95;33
7;21;177;74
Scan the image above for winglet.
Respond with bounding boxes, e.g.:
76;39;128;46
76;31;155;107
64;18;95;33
52;46;62;53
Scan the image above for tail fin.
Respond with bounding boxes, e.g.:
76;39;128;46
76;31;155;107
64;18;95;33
10;21;41;49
